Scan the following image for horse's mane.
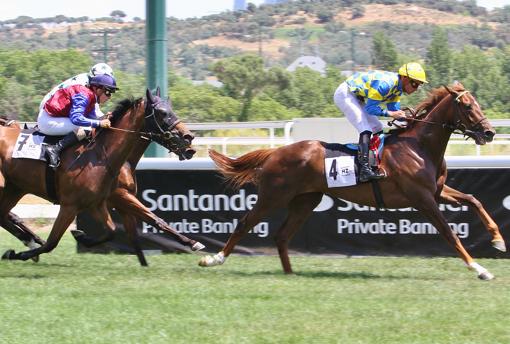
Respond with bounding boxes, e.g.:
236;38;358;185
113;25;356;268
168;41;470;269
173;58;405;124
110;97;142;124
387;83;465;135
415;83;465;114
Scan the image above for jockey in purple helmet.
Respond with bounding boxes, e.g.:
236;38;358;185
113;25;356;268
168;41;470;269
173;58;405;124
37;73;119;169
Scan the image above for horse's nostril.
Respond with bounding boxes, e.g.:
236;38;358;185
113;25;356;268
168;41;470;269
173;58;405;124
184;134;194;142
184;148;196;160
485;131;495;142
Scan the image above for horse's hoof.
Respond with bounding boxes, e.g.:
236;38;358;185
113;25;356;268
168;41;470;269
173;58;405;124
71;229;86;240
71;230;95;247
191;242;205;252
478;271;495;281
198;252;225;267
2;249;17;260
491;240;507;252
31;255;40;263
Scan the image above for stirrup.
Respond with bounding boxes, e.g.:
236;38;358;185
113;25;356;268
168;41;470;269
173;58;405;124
359;168;384;182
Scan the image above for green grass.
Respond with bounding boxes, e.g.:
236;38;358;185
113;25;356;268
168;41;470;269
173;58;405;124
1;231;510;344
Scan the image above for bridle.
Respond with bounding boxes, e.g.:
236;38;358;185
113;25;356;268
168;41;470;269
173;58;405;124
392;88;488;137
107;97;182;143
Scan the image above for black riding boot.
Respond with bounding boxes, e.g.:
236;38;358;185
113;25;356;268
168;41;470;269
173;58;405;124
358;131;385;183
45;132;80;169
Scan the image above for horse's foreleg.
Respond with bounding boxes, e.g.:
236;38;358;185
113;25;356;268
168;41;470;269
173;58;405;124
199;202;274;268
274;193;323;274
3;206;77;261
72;205;117;247
109;190;204;251
439;184;506;252
414;195;494;280
117;210;148;267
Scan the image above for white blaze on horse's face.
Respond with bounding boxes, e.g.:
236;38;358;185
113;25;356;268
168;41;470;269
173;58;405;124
455;90;495;144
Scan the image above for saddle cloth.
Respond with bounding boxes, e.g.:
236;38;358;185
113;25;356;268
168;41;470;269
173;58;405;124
12;129;63;161
323;134;386;188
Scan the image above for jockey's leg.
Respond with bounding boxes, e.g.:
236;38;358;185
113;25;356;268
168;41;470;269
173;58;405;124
358;131;384;183
45;128;86;169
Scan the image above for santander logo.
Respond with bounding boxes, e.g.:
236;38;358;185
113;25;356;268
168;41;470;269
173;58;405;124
503;195;510;211
313;195;335;212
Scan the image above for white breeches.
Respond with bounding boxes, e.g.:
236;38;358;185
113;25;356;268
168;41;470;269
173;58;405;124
37;109;81;136
334;82;384;134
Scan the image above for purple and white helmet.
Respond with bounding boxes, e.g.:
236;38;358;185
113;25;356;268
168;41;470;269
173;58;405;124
88;63;114;78
89;74;119;91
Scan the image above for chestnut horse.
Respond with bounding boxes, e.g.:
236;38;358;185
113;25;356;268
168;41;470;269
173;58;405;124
199;84;501;280
1;89;195;262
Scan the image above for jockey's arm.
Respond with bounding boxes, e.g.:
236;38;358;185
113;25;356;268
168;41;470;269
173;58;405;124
69;94;102;128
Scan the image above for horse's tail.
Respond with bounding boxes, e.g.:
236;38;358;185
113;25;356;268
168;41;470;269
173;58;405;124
209;148;276;190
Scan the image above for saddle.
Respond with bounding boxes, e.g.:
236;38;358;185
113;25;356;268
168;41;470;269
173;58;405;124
323;133;386;173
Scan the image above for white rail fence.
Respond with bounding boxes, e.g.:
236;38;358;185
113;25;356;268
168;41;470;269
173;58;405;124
187;118;510;157
22;118;510;157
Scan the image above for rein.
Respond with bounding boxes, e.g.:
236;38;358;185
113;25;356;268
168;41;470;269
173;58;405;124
394;90;484;136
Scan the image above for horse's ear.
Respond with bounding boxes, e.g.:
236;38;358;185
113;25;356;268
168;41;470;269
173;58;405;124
146;88;155;103
452;80;464;90
156;86;161;97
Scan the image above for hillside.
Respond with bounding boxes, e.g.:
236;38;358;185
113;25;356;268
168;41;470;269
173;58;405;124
0;0;508;77
190;4;502;59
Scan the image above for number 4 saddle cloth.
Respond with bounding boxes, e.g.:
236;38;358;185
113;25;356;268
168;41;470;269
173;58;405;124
322;133;385;188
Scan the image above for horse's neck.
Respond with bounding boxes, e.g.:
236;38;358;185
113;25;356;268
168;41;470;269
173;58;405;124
99;106;145;172
126;138;151;170
410;96;454;164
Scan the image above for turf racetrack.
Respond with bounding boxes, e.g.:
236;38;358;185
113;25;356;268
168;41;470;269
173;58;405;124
1;230;509;343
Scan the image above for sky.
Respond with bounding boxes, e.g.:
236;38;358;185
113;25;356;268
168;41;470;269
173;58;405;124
0;0;508;22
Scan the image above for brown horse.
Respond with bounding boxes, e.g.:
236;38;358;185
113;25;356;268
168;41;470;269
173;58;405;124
1;89;194;262
0;91;204;266
199;83;501;280
69;90;205;266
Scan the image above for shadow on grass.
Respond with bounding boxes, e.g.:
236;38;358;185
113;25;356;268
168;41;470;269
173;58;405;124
224;269;387;279
0;273;47;279
222;268;444;281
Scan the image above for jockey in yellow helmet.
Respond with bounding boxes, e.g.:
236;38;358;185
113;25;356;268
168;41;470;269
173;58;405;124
334;62;428;182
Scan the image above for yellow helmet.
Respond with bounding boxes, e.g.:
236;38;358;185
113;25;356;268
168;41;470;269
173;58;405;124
398;62;428;83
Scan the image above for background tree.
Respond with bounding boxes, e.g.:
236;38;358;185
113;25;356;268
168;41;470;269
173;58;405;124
426;26;452;85
212;54;290;121
371;32;399;70
110;10;127;21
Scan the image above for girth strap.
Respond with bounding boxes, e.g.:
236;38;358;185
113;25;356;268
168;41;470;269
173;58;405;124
370;180;386;210
45;166;59;204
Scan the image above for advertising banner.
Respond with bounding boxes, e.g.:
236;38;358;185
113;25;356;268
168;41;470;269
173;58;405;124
77;168;510;257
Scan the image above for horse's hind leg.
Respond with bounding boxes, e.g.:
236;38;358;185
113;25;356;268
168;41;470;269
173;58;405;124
3;206;77;261
0;184;44;260
199;200;276;267
274;193;323;274
0;212;46;250
439;184;506;252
